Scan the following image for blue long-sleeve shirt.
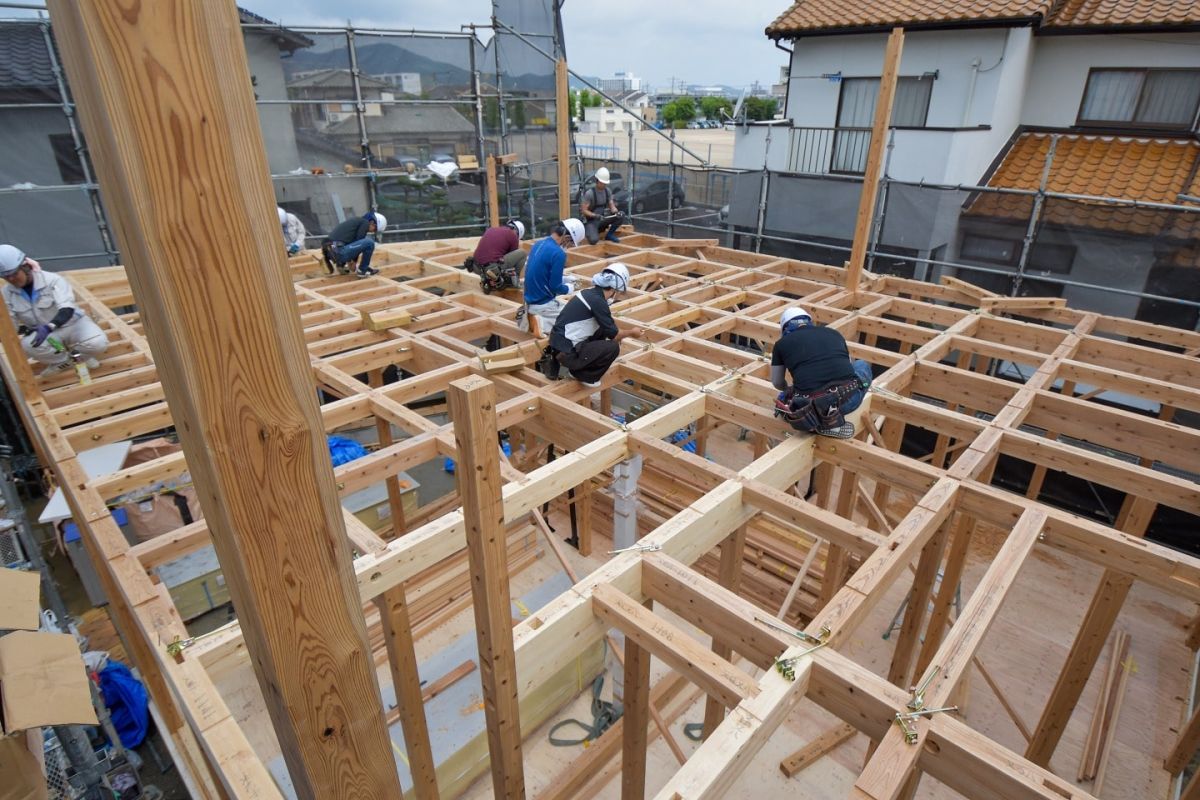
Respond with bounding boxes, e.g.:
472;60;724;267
523;237;569;305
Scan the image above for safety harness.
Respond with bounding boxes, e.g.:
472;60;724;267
774;376;866;435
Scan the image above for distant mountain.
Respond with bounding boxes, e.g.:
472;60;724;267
286;41;472;87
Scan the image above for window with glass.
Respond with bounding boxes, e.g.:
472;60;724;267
832;76;935;172
1078;69;1200;129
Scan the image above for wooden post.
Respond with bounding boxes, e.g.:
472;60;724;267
556;58;571;221
45;3;404;798
622;607;653;800
576;478;595;557
369;370;407;540
845;27;904;293
703;524;747;738
447;376;526;799
486;155;501;228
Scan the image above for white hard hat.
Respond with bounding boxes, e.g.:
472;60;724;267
0;244;26;276
372;212;388;232
594;261;630;293
562;218;585;247
277;207;287;225
780;307;812;331
508;220;525;239
594;167;610;184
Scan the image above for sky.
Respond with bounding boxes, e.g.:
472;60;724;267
236;0;792;90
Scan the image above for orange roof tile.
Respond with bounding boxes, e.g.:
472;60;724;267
1045;0;1200;27
766;0;1051;36
968;132;1200;237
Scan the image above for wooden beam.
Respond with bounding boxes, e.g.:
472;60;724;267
486;155;501;228
845;27;904;292
703;523;748;738
622;605;653;800
447;376;526;799
779;723;857;778
46;3;403;797
556;58;571;221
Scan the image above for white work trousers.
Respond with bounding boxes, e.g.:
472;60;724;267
23;316;108;365
518;298;563;338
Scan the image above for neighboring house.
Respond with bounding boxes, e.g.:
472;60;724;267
580;92;652;133
727;0;1200;324
323;104;476;164
286;69;396;129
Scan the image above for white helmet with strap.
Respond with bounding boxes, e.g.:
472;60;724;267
780;306;811;333
508;220;525;239
0;244;26;277
594;261;630;293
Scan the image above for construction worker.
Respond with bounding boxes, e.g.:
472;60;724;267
580;167;623;244
470;220;527;293
0;244;107;375
547;262;643;387
771;307;871;439
321;211;387;277
278;206;307;255
519;218;585;336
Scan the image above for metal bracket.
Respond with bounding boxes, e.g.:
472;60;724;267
608;541;663;555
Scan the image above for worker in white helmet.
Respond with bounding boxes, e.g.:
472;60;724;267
277;206;307;256
518;218;586;336
771;307;872;438
320;211;386;277
0;244;108;375
469;219;527;293
545;262;643;387
580;166;623;244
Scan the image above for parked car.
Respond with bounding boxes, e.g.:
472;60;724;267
614;179;685;214
574;171;625;205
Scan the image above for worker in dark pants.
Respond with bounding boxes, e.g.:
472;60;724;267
548;262;643;387
771;307;872;439
580;167;623;244
470;220;527;293
321;211;386;277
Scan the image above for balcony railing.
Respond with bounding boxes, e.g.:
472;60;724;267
786;126;873;175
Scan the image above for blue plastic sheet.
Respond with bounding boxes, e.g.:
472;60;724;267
98;661;149;749
328;435;368;467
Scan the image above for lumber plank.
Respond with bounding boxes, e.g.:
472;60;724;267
779;723;857;778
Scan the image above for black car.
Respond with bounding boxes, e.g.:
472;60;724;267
614;180;685;214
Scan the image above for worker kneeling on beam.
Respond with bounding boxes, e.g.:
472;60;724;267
321;211;386;278
518;217;585;336
467;219;527;294
772;307;872;439
277;206;307;256
0;244;107;376
545;262;643;388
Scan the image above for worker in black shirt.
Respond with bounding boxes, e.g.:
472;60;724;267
547;262;643;387
321;211;386;277
771;307;871;438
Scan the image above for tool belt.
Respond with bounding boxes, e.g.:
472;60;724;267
321;241;351;275
774;377;865;433
478;260;519;294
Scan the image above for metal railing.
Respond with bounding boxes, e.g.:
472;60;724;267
787;126;873;174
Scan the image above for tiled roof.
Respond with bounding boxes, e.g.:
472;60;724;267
765;0;1199;36
0;24;56;94
1045;0;1200;28
968;132;1200;237
766;0;1052;36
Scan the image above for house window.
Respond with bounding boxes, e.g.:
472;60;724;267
1029;242;1075;274
49;134;85;185
832;76;934;172
960;235;1019;264
1078;69;1200;129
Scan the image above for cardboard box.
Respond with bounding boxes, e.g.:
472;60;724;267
0;631;97;733
0;733;48;800
0;568;41;630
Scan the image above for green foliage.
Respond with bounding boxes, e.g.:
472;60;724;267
568;90;578;121
483;97;500;129
508;100;526;129
699;96;733;120
744;96;779;121
661;96;696;125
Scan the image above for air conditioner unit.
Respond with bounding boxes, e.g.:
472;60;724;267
0;518;27;567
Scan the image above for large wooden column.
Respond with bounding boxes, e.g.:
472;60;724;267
45;3;404;798
845;27;904;292
447;376;526;799
556;58;571;220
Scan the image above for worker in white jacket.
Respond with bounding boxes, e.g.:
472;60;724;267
278;206;307;255
0;244;107;373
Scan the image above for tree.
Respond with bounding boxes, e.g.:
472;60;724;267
508;100;526;129
699;96;733;121
661;97;696;127
568;90;578;121
744;96;779;121
483;97;500;130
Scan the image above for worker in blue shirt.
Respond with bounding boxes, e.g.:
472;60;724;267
519;218;585;336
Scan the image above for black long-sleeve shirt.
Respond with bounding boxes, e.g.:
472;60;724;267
549;287;617;353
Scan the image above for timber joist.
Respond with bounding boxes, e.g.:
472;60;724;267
3;221;1200;800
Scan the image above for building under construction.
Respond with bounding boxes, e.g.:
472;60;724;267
2;2;1200;800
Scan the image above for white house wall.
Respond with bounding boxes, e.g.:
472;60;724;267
1022;31;1200;128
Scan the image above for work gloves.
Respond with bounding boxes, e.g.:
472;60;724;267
29;324;52;348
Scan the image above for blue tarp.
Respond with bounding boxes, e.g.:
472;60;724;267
328;435;368;468
98;661;149;749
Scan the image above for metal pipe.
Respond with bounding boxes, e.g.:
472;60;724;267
753;123;773;253
344;26;377;211
40;18;119;264
865;128;896;273
492;12;513;222
491;18;711;166
1013;134;1057;297
667;130;676;237
467;29;489;225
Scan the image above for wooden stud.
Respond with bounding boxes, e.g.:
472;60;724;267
779;723;856;778
703;524;748;738
556;58;571;221
622;603;653;800
447;376;526;799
